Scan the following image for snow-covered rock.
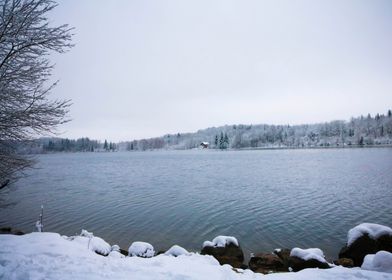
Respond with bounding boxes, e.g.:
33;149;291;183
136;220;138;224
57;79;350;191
1;233;391;280
339;223;392;266
361;251;392;273
289;248;330;272
111;244;121;252
348;223;392;246
69;235;112;256
64;230;111;256
128;241;155;258
203;236;239;248
108;244;125;258
164;245;190;257
108;250;125;258
201;235;244;268
290;248;327;263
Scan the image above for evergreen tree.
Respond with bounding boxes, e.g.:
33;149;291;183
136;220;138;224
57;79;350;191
104;140;108;150
359;136;364;146
214;135;218;147
388;109;392;118
219;132;224;149
224;133;229;148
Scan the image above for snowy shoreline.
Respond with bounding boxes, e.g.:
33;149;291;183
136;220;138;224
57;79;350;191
1;232;392;280
1;223;392;279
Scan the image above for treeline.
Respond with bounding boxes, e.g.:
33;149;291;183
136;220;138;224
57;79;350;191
15;138;118;154
13;109;392;153
119;109;392;150
43;138;99;152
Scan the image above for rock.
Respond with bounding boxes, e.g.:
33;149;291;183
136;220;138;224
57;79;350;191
119;248;128;256
339;233;392;266
128;241;155;258
333;258;354;268
164;245;189;257
0;227;24;235
249;253;287;274
201;243;244;268
274;248;291;267
288;256;330;272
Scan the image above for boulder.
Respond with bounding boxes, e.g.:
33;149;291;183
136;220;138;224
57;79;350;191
288;256;330;272
273;248;291;267
164;245;190;257
119;248;129;256
339;233;392;266
201;243;244;268
249;253;287;274
128;241;155;258
333;258;354;268
288;248;330;272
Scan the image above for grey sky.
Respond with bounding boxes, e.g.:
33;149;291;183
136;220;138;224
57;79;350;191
50;0;392;141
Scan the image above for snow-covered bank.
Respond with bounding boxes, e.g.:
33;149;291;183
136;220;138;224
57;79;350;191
1;233;391;280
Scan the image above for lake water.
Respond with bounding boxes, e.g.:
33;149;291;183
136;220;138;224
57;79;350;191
1;148;392;260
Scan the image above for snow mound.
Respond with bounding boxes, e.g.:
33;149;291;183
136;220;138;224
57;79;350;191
108;250;125;258
80;229;94;238
347;223;392;246
70;236;111;256
164;245;190;257
108;244;125;258
361;251;392;273
111;244;120;252
290;248;327;263
66;230;111;256
203;236;239;248
129;241;155;258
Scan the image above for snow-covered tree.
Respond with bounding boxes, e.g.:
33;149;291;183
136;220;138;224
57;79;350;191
0;0;73;186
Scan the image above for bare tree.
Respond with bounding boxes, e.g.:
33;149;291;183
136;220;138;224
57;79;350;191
0;0;73;186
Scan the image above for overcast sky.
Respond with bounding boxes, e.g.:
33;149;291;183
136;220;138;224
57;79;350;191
50;0;392;142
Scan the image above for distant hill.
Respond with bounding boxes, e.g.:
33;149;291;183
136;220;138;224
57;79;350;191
119;109;392;151
14;109;392;153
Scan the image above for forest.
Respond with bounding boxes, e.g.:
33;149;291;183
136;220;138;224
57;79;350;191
16;110;392;153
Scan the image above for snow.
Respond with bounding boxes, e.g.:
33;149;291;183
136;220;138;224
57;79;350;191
111;244;121;252
108;250;125;258
108;244;125;258
35;220;43;232
347;223;392;246
290;247;327;263
203;235;239;248
65;229;112;256
80;229;94;238
0;233;391;280
362;251;392;273
164;245;190;257
129;241;155;258
263;266;392;280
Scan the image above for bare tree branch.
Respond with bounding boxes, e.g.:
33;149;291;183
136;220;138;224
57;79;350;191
0;0;73;184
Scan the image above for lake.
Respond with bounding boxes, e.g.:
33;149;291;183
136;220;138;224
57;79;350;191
1;148;391;260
